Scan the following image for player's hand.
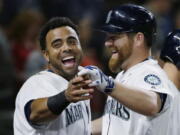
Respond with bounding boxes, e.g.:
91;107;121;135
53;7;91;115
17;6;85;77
65;76;94;103
78;66;115;93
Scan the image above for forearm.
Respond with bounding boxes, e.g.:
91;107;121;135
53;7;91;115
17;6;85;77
78;66;163;116
28;90;70;124
92;117;102;135
27;76;93;124
78;66;162;115
30;98;58;123
109;82;162;116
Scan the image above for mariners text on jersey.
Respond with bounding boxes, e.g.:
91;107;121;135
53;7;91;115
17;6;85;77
105;98;130;121
66;104;83;126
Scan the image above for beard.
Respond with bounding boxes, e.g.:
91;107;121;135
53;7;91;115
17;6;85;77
108;53;123;73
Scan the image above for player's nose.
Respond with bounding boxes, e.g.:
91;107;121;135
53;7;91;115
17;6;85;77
62;43;72;52
105;40;113;47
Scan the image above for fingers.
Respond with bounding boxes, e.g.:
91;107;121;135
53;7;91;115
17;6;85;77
72;88;94;96
78;66;84;71
66;76;94;103
78;66;91;80
66;88;94;103
71;76;84;84
78;68;91;76
74;80;91;89
73;95;93;102
71;76;92;89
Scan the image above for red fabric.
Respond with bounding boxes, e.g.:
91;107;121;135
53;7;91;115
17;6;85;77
81;55;99;66
12;43;32;72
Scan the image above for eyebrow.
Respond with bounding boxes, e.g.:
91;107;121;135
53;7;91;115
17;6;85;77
67;36;78;40
51;36;78;45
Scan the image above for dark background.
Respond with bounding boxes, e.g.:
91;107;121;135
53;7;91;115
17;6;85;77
0;0;179;134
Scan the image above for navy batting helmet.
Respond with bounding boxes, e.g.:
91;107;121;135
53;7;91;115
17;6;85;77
100;4;157;45
160;29;180;69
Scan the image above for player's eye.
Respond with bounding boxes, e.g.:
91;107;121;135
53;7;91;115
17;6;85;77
67;37;78;45
51;38;63;48
52;40;63;48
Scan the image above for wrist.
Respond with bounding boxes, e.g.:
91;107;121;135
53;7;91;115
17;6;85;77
47;90;70;115
104;76;115;94
64;89;71;102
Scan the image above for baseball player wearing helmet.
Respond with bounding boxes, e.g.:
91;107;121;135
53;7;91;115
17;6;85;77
78;4;175;135
160;29;180;90
160;29;180;135
13;17;93;135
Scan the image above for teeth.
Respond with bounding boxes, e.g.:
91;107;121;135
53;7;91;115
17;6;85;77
112;50;117;53
63;56;74;61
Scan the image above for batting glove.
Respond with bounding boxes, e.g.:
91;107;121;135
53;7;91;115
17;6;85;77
78;66;115;93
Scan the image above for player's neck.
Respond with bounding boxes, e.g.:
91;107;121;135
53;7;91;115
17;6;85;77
47;64;59;74
47;64;74;80
163;62;180;90
122;51;150;72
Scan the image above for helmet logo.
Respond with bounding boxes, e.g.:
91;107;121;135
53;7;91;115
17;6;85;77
106;10;113;24
175;46;180;55
174;35;180;54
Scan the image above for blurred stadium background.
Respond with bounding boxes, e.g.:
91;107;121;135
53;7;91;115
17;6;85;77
0;0;179;134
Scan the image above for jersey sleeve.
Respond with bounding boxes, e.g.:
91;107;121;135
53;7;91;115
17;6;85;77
133;71;169;94
16;74;62;129
131;70;173;113
19;75;57;106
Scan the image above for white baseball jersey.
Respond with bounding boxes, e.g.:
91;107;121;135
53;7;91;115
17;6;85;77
102;59;174;135
14;70;91;135
166;82;180;135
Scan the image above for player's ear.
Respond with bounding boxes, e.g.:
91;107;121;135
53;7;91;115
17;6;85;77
42;50;49;63
134;32;144;47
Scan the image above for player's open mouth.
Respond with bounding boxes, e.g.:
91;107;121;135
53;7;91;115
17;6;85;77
62;56;76;68
111;50;119;58
112;50;117;54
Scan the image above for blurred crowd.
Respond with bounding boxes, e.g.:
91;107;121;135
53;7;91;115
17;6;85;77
0;0;179;134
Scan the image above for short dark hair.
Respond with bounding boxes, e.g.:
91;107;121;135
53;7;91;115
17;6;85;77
127;32;154;48
39;17;79;50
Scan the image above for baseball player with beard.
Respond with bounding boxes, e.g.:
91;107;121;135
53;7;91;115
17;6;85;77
78;4;176;135
14;17;93;135
160;29;180;135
